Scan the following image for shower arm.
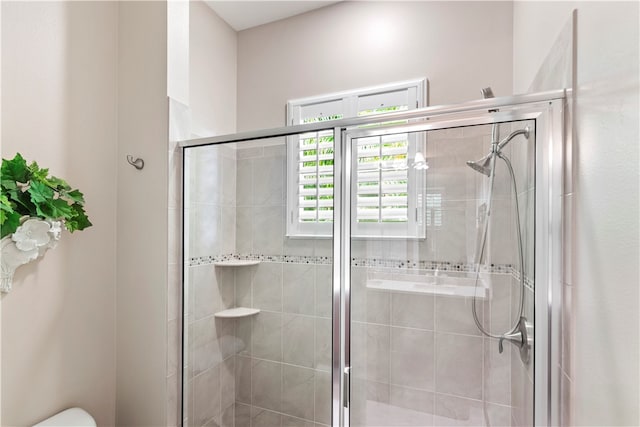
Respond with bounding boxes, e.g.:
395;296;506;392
497;127;530;152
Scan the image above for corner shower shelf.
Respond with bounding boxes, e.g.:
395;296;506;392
213;260;261;267
214;307;261;318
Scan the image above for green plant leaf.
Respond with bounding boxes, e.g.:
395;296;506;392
47;175;70;190
0;194;12;211
1;153;30;183
29;161;71;192
29;181;76;219
10;190;37;216
36;198;75;219
0;211;21;238
1;180;17;191
0;195;14;226
28;180;54;205
28;161;49;181
2;153;92;233
64;189;85;205
66;203;92;232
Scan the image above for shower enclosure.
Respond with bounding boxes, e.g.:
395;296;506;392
179;91;564;427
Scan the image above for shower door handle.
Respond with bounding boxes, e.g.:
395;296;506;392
343;367;351;408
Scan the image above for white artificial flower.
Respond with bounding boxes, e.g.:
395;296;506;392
11;219;51;252
49;220;63;241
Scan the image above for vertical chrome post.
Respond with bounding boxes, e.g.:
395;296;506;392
548;99;564;427
342;131;352;426
331;127;344;426
179;147;186;426
331;126;352;426
534;99;565;427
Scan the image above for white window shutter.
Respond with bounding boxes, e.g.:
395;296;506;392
286;79;427;238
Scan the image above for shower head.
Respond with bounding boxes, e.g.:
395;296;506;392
466;153;493;176
481;87;495;99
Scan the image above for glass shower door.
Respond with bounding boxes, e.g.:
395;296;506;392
346;119;536;427
182;132;335;427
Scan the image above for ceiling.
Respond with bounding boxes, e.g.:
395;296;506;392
205;1;342;32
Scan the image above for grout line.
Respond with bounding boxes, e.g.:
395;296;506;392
312;262;318;424
246;403;318;426
353;319;487;339
280;262;285;423
433;331;437;416
237;355;329;373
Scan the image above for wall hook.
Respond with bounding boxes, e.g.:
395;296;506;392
126;155;144;170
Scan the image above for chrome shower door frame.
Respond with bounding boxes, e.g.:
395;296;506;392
177;90;565;427
336;96;564;427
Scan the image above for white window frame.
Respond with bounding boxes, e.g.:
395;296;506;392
286;78;427;238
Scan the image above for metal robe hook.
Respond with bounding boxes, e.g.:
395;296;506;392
126;155;144;170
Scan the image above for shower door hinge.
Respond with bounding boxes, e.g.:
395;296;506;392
343;366;351;408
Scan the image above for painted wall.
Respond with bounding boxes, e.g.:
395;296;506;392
513;2;639;425
116;1;169;426
0;1;117;425
190;0;237;137
236;1;514;131
182;4;239;425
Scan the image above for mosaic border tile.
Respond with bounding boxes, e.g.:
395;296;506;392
189;253;517;274
349;258;514;273
188;253;535;291
188;254;332;266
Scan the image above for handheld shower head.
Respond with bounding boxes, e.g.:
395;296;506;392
466;153;493;176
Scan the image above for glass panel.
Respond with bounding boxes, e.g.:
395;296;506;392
182;134;334;427
349;120;536;426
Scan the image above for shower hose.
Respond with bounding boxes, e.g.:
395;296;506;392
471;135;527;341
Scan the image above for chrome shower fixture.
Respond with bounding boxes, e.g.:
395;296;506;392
496;126;530;151
466;153;492;176
466;126;530;176
481;87;495;99
468;121;532;364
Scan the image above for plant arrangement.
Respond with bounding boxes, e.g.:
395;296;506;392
0;153;92;292
1;153;92;238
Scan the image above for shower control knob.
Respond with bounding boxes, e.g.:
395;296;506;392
497;316;531;364
499;330;523;354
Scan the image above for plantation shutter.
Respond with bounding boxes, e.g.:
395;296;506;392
296;100;343;227
355;133;409;223
298;129;336;223
286;79;426;238
355;89;412;225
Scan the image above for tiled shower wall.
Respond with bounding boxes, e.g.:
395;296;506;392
184;122;536;427
507;121;536;427
184;145;238;427
233;142;334;427
347;124;533;427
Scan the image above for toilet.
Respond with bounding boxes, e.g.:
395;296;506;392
32;408;96;427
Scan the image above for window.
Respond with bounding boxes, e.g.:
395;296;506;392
426;191;443;227
286;79;427;238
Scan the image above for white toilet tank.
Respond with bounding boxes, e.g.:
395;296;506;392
32;408;96;427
